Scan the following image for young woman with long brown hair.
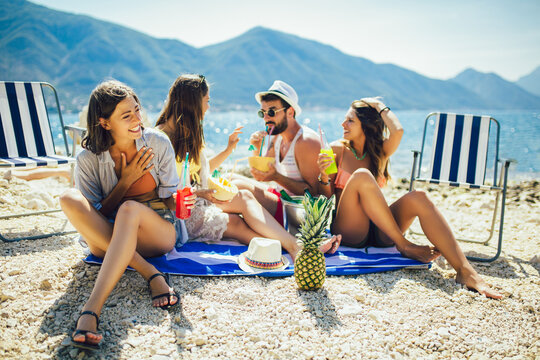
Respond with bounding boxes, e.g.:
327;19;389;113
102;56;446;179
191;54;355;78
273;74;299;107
156;74;340;259
317;98;502;299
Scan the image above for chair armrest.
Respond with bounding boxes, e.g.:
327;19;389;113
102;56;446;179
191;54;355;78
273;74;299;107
65;124;86;138
411;150;421;156
64;125;86;157
499;158;517;165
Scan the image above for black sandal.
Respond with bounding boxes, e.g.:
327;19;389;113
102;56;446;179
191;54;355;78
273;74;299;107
148;272;179;310
71;310;101;351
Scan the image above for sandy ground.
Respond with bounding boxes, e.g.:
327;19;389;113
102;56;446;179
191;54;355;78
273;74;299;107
0;171;538;359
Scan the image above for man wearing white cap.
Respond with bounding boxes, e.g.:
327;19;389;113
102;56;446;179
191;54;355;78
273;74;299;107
233;80;322;225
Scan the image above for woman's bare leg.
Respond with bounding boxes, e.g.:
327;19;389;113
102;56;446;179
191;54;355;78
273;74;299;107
230;174;279;215
5;167;71;181
60;190;178;344
385;190;502;299
60;190;174;304
218;190;340;260
333;169;439;263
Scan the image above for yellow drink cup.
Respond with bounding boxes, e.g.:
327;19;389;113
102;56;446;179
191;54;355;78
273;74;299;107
248;156;275;172
208;176;239;201
320;148;337;174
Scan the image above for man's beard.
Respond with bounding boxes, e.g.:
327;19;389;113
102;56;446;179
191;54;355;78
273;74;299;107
266;119;288;135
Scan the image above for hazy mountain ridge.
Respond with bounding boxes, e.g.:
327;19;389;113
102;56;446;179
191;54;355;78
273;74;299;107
451;68;540;110
1;0;539;112
516;66;540;97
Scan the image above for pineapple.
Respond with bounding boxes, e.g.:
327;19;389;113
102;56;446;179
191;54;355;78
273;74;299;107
294;191;335;290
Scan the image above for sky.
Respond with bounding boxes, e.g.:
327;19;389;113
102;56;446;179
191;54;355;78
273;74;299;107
30;0;540;82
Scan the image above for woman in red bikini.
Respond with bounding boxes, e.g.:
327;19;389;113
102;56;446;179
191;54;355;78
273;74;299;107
317;98;502;299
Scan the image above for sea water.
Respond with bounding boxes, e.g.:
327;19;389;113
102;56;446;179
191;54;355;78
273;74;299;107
53;109;540;180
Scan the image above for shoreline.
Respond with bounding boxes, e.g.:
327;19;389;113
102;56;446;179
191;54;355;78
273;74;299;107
0;174;538;359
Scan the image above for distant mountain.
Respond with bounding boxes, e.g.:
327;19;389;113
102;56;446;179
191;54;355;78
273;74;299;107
0;0;202;110
516;66;540;97
1;0;539;112
201;27;491;110
451;68;540;109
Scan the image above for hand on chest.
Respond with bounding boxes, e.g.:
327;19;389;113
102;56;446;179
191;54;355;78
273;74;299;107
111;147;139;175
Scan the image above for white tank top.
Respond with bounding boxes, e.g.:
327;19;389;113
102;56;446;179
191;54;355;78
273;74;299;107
273;126;317;187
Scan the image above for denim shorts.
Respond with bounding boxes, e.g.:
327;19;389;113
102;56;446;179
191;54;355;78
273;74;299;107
139;198;175;225
140;198;187;247
79;198;185;250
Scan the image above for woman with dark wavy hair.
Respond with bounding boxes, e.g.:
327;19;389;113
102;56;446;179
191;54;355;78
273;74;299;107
60;80;185;350
317;98;502;299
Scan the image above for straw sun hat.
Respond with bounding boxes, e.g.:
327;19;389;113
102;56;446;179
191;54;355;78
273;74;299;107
255;80;302;117
237;238;290;273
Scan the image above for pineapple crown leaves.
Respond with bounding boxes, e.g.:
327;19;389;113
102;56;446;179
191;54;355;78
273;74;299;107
296;191;336;248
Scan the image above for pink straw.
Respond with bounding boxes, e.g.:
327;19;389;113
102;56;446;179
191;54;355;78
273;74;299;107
318;124;324;146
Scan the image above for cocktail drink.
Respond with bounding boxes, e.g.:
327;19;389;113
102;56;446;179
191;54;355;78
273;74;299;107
176;186;193;219
248;156;276;172
320;148;337;174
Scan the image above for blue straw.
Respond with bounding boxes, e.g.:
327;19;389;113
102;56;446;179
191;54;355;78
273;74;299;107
259;126;268;156
183;152;189;187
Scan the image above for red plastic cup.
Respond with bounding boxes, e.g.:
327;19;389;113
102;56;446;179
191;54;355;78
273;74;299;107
176;186;193;219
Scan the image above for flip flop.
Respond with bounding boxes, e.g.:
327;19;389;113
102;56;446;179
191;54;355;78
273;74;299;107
148;272;179;310
71;310;101;351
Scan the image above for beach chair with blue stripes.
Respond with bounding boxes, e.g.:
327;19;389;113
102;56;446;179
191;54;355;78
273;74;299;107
0;81;85;242
408;112;514;262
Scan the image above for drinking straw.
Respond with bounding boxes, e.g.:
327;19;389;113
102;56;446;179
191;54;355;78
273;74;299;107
259;126;268;157
182;152;189;187
279;189;294;202
228;156;250;181
265;126;275;155
318;124;324;146
259;137;265;156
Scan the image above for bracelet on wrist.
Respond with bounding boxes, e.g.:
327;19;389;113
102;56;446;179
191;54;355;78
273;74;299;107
379;106;390;115
318;174;330;185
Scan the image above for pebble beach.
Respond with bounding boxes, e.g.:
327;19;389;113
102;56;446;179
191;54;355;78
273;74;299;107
0;170;538;359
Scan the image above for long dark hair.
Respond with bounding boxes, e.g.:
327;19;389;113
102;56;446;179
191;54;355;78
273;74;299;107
82;80;140;155
345;100;390;182
155;74;208;165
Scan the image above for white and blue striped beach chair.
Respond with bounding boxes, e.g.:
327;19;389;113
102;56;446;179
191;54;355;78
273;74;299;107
0;81;85;242
409;112;514;262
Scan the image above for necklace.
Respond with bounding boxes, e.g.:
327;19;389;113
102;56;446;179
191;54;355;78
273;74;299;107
349;145;367;161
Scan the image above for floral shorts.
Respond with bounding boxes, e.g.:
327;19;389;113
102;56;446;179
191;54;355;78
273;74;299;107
185;198;229;242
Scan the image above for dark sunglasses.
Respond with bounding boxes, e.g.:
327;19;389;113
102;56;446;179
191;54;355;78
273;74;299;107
257;107;286;118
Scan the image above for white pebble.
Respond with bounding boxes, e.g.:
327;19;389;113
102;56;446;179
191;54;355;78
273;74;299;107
367;310;385;323
437;327;451;338
24;198;48;210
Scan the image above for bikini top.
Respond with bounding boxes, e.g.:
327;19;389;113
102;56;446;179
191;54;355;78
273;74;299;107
333;146;386;190
124;171;157;197
154;127;205;186
175;149;208;188
334;148;351;190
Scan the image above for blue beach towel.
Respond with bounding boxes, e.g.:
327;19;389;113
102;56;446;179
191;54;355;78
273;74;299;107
83;240;429;277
